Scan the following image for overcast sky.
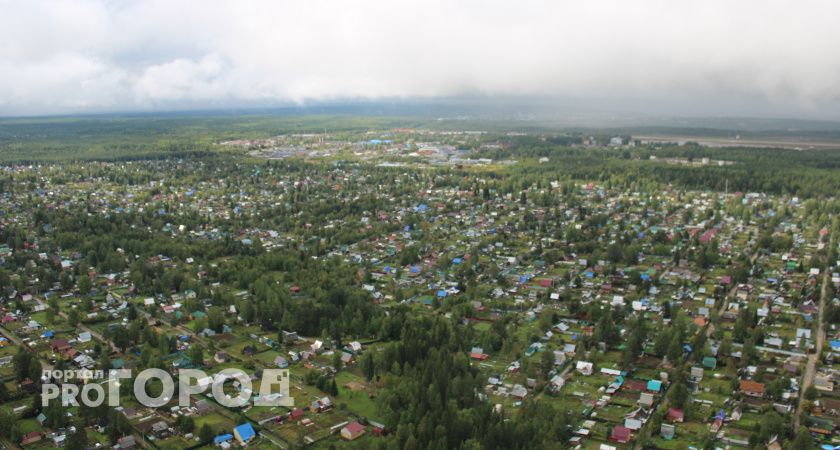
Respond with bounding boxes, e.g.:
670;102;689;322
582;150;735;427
2;0;840;119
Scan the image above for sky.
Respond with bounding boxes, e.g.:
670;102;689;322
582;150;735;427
1;0;840;119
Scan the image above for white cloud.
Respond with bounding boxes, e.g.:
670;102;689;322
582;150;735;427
133;55;229;103
1;0;839;117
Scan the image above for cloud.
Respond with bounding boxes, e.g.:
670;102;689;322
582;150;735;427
133;55;230;103
1;0;839;117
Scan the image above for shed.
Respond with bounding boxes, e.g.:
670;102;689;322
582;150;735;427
214;434;233;445
660;423;675;440
624;418;642;430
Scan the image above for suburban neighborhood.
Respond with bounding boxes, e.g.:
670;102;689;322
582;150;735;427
0;123;839;450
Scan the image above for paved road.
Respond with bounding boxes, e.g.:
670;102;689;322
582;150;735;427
793;230;833;430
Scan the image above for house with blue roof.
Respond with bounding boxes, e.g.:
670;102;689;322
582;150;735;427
647;380;662;392
233;423;255;444
214;434;233;444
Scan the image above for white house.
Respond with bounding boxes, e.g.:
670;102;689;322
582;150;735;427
576;361;593;376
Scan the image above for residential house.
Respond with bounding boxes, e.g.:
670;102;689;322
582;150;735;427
690;366;704;381
341;422;366;441
311;340;323;353
576;361;593;375
51;339;72;353
310;397;333;413
20;431;42;446
214;351;230;363
610;425;632;444
233;423;256;444
550;375;565;391
511;384;528;399
814;374;834;392
194;400;213;415
639;392;654;407
151;421;170;438
370;421;386;436
469;347;489;361
647;380;662;393
289;408;305;421
624;418;642;431
666;408;684;423
739;380;765;397
117;435;136;450
347;341;362;353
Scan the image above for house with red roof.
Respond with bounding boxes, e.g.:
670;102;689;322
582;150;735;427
51;339;71;353
739;379;765;397
20;431;42;446
469;347;488;361
341;422;366;441
289;408;304;421
610;425;632;444
370;421;386;436
666;408;684;423
699;228;718;244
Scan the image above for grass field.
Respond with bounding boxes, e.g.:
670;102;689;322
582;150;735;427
335;371;380;420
